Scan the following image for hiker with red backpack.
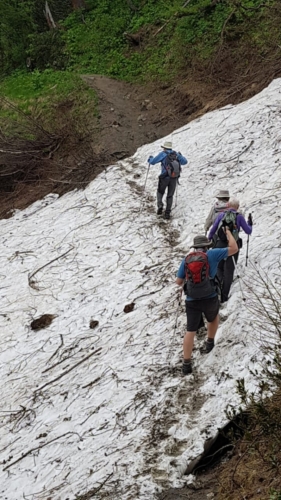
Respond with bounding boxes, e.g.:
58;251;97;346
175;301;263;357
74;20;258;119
208;197;253;303
148;141;187;220
204;189;230;234
176;231;238;375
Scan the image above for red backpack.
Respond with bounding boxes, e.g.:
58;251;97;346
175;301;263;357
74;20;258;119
184;251;215;299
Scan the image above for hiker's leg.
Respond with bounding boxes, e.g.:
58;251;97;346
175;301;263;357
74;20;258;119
183;331;196;359
165;178;177;215
184;301;202;359
157;175;169;210
203;296;220;351
206;314;219;339
222;252;239;301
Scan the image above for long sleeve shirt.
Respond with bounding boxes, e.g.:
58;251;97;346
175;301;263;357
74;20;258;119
208;209;252;240
148;149;187;175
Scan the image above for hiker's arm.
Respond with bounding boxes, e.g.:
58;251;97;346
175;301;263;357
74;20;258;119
177;153;188;165
148;152;165;165
176;277;184;286
176;259;185;286
204;207;214;233
238;214;253;235
226;228;238;256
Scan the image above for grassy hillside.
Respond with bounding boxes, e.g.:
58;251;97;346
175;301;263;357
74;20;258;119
57;0;280;81
24;0;281;81
1;0;281;111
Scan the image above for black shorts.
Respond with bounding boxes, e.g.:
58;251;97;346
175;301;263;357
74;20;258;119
185;296;219;332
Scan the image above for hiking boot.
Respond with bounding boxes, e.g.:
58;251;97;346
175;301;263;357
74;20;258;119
205;339;214;353
157;207;163;215
182;360;192;375
164;212;170;220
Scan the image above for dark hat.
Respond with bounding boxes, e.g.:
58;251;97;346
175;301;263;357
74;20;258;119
193;235;212;248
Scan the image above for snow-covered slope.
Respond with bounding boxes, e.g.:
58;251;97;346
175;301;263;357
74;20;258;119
1;79;281;500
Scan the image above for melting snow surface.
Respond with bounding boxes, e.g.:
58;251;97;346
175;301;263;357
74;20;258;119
1;79;281;499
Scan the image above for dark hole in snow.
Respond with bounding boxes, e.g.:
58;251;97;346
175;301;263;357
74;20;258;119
30;314;56;331
89;320;99;329
124;302;135;313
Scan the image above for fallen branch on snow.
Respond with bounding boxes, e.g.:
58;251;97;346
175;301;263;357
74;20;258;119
3;431;82;471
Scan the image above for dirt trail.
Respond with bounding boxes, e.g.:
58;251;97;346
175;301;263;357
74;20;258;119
81;74;200;159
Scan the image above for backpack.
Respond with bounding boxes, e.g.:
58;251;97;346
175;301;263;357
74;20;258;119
184;251;216;299
217;211;239;242
212;201;229;224
163;152;181;178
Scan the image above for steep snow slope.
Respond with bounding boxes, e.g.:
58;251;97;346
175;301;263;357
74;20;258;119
0;79;281;500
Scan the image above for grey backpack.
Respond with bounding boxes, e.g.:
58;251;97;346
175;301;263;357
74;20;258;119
163;152;181;178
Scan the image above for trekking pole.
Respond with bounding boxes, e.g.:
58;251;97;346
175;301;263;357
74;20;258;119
173;288;183;335
139;163;150;212
245;235;250;267
232;255;240;280
175;182;178;209
171;180;179;212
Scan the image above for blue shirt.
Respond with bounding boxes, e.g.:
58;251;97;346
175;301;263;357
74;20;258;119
148;149;188;175
177;248;228;301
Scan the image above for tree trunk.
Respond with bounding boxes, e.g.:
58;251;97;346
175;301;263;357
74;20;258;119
44;1;56;29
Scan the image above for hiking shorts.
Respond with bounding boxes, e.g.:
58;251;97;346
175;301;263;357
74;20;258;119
185;296;219;332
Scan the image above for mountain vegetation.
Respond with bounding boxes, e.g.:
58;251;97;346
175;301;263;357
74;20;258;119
1;0;281;111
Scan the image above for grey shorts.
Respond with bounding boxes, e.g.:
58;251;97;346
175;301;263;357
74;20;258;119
185;296;219;332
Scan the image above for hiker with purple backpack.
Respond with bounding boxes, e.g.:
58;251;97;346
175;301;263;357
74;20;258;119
208;197;253;303
176;231;238;375
147;141;187;220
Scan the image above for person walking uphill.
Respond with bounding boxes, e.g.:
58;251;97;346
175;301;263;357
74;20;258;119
208;197;253;303
176;232;238;375
148;141;187;220
204;189;230;234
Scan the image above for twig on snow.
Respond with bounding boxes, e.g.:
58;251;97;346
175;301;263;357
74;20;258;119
35;347;102;392
3;431;82;471
28;245;74;289
216;140;254;164
47;334;64;362
75;473;113;499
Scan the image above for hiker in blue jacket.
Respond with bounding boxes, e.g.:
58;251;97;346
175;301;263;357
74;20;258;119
176;232;238;375
148;141;187;220
208;197;253;303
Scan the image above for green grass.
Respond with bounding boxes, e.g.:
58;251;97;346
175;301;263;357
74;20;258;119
0;70;97;134
0;70;91;102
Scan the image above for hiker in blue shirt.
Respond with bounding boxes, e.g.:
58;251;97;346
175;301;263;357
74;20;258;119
208;197;253;303
148;141;187;220
176;232;238;375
